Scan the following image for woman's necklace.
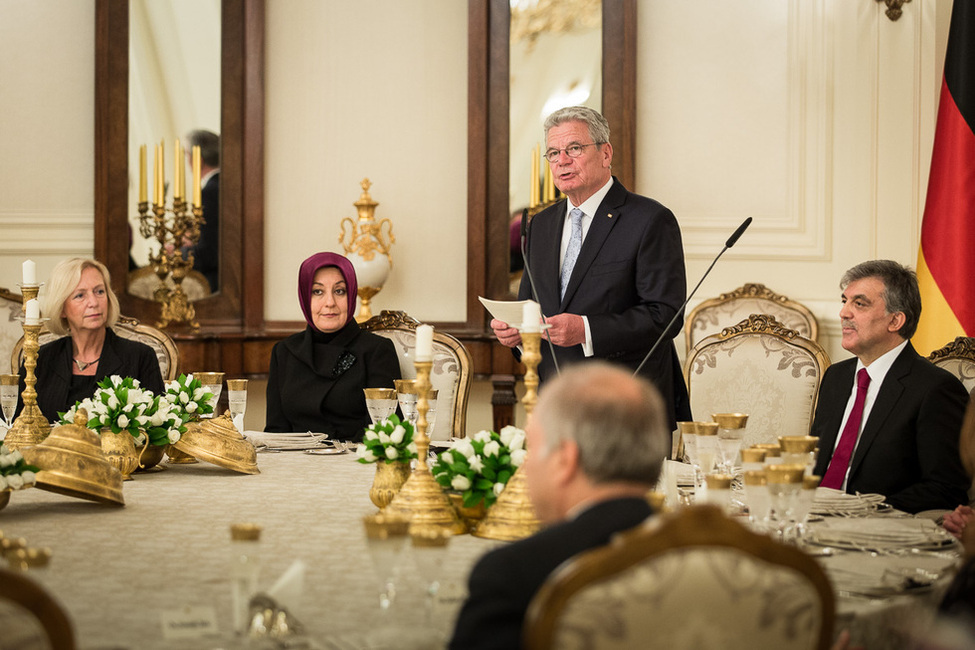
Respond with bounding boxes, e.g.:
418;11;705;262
73;357;100;372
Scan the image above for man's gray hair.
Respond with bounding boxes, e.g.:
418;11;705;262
841;259;921;339
184;129;220;168
533;361;668;486
543;106;611;146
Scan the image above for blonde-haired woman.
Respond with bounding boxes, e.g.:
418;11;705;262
16;258;164;421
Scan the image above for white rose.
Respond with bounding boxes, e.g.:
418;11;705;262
132;378;141;388
407;442;417;455
179;391;190;404
509;431;526;452
356;444;377;462
6;474;24;490
385;447;399;460
20;470;36;486
483;440;501;457
193;387;207;401
150;411;165;427
511;449;527;467
117;414;129;428
168;431;180;444
473;430;493;443
378;431;391;444
469;456;484;473
454;439;476;459
499;425;521;446
493;482;505;497
390;425;406;444
110;374;122;385
0;454;14;469
186;402;198;413
451;475;472;491
107;395;120;410
364;429;379;441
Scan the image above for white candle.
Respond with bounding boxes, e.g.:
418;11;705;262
415;324;434;362
22;259;36;285
25;299;39;325
521;300;541;333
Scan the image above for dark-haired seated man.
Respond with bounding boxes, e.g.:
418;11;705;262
449;362;668;649
811;260;969;513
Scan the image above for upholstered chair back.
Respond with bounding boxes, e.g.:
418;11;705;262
361;310;472;440
686;283;818;354
0;566;77;649
684;314;830;448
11;316;180;381
0;288;25;374
524;506;834;650
928;337;975;393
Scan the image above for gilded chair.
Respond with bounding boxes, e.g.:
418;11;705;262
0;287;26;374
360;310;472;440
684;314;830;448
12;315;180;381
126;266;212;303
0;566;77;649
685;283;819;354
928;336;975;393
524;505;834;650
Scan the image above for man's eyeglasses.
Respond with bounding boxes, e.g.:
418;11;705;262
544;142;604;163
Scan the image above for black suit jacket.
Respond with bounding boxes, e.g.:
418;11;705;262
17;328;165;422
193;171;219;292
810;342;969;513
264;321;400;441
449;497;654;650
518;178;689;429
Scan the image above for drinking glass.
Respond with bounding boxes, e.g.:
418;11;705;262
226;379;248;431
677;421;697;465
766;464;804;541
712;413;748;474
394;379;419;429
196;372;225;419
779;436;818;475
703;473;734;514
410;527;451;627
364;388;398;425
362;514;410;611
742;469;770;531
740;447;767;474
693;422;718;478
0;374;19;428
791;474;821;544
421;389;438;437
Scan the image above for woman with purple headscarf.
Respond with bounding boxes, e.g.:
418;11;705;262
264;252;400;440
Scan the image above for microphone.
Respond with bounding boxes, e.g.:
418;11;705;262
520;208;561;376
633;217;753;377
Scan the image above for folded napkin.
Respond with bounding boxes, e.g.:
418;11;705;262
244;431;329;450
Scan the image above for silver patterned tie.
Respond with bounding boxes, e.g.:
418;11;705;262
560;208;584;299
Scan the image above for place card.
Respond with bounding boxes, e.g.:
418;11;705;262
160;606;220;640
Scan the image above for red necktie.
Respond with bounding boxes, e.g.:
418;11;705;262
821;368;871;490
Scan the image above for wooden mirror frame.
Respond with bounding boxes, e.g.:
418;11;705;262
94;0;265;331
465;0;635;333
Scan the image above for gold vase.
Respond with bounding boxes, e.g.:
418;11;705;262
448;493;488;533
100;429;142;481
136;443;166;471
369;461;412;511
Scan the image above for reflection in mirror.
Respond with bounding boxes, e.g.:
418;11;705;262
127;0;221;301
507;0;602;294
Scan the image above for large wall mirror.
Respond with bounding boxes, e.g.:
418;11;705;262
95;0;265;330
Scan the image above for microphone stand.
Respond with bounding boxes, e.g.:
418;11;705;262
520;208;561;376
633;217;753;377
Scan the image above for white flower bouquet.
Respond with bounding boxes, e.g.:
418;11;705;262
59;375;152;440
356;414;418;464
0;443;39;491
143;394;186;446
431;425;526;509
164;373;215;421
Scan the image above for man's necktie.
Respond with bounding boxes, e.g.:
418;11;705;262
560;208;584;300
821;368;871;489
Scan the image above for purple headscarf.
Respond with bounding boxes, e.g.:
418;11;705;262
297;252;358;331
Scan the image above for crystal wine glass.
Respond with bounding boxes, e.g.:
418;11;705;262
226;379;248;432
362;513;410;611
394;379;419;430
410;527;451;627
712;413;748;475
421;389;439;438
0;374;19;429
196;372;225;419
364;388;398;425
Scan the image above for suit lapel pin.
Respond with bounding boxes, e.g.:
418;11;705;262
607;213;613;218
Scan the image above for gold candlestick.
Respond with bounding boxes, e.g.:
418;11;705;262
137;142;204;330
385;360;465;535
5;320;51;451
473;329;542;540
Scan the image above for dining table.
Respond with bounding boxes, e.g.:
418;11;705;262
0;441;966;650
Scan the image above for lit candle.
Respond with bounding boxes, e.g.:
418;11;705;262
521;300;541;333
22;259;36;285
173;139;182;200
139;144;147;203
415;324;434;362
192;145;202;208
25;299;39;325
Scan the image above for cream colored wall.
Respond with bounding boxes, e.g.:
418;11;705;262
0;1;956;435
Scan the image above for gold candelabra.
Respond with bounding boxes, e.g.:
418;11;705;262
136;140;204;330
6;295;51;451
474;327;542;540
338;179;395;322
385;360;465;535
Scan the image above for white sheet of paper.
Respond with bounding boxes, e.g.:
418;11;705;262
478;296;532;327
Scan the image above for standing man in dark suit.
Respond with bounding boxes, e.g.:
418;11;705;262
184;129;220;293
811;260;969;513
491;106;689;429
449;362;668;649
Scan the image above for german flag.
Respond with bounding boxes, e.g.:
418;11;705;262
915;0;975;355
